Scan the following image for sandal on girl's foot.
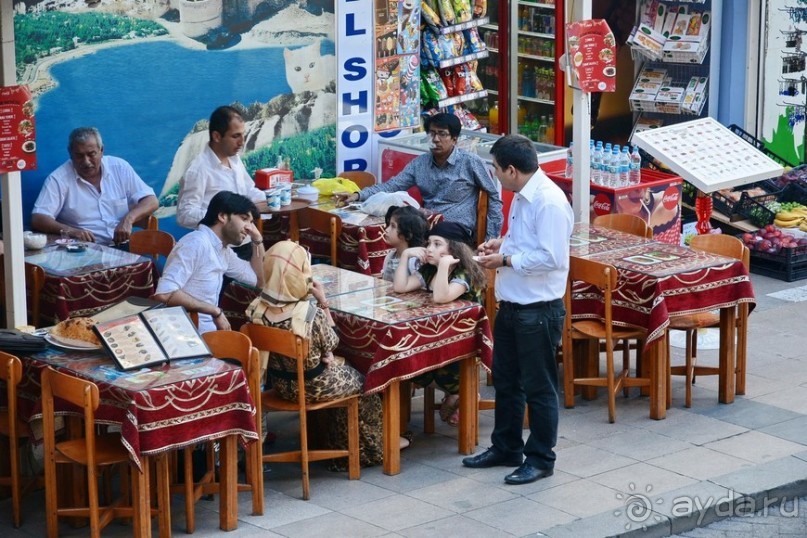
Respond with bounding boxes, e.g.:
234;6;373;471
439;395;460;425
400;430;414;450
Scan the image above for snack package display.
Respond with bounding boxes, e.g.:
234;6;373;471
453;106;482;130
463;63;484;92
421;30;442;66
436;0;456;26
473;0;486;18
452;0;472;23
423;69;449;101
453;64;469;95
439;67;456;96
463;27;485;54
451;32;466;57
421;2;441;28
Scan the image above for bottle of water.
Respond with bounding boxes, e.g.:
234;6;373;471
629;146;642;185
608;148;619;188
619;146;631;187
565;141;574;178
592;141;603;185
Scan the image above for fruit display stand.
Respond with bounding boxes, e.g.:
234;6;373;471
738;227;807;282
541;159;683;245
632;118;784;236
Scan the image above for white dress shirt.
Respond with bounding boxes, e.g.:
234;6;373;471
176;145;265;229
496;168;573;304
32;156;155;245
155;225;257;333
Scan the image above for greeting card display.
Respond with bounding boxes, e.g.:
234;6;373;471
566;19;617;93
94;306;210;371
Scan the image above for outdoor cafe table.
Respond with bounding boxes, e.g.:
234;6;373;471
261;198;442;276
25;243;156;325
220;265;493;475
570;224;756;418
16;348;258;534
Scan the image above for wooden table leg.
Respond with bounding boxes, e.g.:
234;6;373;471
735;303;749;395
219;435;238;531
154;453;171;537
458;357;477;454
718;306;737;404
648;334;667;420
382;381;401;476
132;455;152;538
578;340;598;401
288;213;300;242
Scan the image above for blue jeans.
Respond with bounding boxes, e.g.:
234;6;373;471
490;299;565;470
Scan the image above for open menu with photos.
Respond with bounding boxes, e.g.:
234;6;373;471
93;306;211;371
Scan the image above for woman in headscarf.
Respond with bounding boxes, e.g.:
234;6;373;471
246;241;384;469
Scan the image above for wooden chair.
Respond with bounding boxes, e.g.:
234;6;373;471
133;214;159;231
298;207;342;267
0;352;39;527
592;213;653;239
129;230;175;269
41;367;146;536
0;255;46;327
562;257;650;422
667;234;750;407
338;170;376;189
173;331;264;532
240;323;360;500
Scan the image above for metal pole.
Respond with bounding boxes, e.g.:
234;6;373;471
570;0;591;223
0;0;28;328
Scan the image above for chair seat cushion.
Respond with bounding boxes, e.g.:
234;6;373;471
571;319;646;340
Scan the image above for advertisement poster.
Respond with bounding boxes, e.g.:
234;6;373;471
374;0;421;131
0;85;36;174
13;0;337;239
566;19;617;93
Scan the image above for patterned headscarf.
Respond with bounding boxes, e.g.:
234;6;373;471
246;241;315;337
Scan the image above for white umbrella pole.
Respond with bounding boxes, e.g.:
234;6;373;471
570;0;591;224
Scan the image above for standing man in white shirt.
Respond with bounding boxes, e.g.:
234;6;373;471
153;191;265;333
31;127;158;245
462;134;573;485
176;105;268;230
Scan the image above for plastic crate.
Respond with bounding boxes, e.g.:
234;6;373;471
712;181;781;221
743;234;807;282
737;196;776;227
728;124;798;168
780;181;807;206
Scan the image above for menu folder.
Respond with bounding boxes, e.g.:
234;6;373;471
93;306;211;371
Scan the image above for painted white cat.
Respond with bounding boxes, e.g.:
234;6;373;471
284;39;335;93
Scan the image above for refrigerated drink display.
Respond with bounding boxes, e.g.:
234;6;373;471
510;1;564;145
465;0;501;132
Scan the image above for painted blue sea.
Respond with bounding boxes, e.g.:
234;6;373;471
20;38;335;237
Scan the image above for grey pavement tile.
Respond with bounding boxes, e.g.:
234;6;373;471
708;456;807;501
242;489;331;529
687;397;803;430
646;446;755;481
554;444;638;478
749;385;807;414
465;466;580;495
539;506;671;538
639;480;740;535
398;514;514;537
528;479;625;518
271;512;388;537
359;459;465;493
588;428;692;460
704;430;807;463
637;410;748;445
340;494;455;532
746;358;807;385
731;373;793;398
406;476;519;513
758;415;807;447
794;449;807;463
590;462;699;498
295;473;397;511
465;497;578;535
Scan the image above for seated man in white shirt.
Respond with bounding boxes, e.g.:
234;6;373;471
31;127;158;245
153;191;265;333
176;105;268;230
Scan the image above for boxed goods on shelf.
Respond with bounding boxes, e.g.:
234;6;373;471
739;230;807;282
542;159;682;244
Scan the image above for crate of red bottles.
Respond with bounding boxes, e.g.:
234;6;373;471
542;159;683;244
739;227;807;282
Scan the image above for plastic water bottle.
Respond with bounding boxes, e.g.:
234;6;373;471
629;146;642;185
619;147;631;187
592;141;603;185
565;141;574;178
608;148;619;188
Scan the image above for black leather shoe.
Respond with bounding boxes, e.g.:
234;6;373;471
504;463;554;485
462;448;522;469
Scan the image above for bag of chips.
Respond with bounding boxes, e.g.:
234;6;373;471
423;69;449;101
421;2;442;28
453;64;469;95
473;0;487;17
437;0;456;26
463;27;484;54
463;63;484;92
452;0;472;23
439;67;456;96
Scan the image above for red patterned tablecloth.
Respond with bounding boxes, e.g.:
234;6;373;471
26;243;157;324
262;199;442;276
17;349;258;470
220;281;492;395
571;226;756;344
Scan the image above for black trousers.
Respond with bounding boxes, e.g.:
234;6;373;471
490;299;565;470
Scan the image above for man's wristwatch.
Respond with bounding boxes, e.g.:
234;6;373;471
214;308;224;318
502;254;509;267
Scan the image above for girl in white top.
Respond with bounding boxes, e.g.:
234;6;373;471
380;205;429;281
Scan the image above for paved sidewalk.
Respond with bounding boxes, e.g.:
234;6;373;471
3;272;807;537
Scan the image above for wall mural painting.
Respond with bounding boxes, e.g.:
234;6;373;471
761;1;806;165
14;0;337;237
